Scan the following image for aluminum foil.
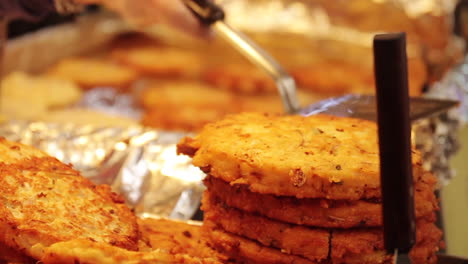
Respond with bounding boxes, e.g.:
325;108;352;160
424;56;468;184
0;121;205;220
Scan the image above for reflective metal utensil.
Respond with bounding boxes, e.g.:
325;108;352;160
183;0;457;121
183;0;300;114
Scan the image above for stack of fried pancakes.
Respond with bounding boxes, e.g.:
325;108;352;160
177;112;442;264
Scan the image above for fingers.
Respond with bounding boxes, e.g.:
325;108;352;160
75;0;211;38
147;0;211;38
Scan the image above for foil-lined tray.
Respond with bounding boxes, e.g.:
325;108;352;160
0;121;205;220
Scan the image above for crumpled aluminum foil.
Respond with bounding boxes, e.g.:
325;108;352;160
413;112;461;185
428;56;468;123
424;56;468;184
0;121;205;220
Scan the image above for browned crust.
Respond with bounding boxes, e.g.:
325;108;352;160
202;192;330;261
0;242;35;264
177;113;424;200
40;238;222;264
138;218;227;263
0;159;139;260
0;138;79;176
331;221;442;264
202;222;322;264
204;174;437;228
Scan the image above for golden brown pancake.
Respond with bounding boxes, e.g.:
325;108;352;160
202;64;277;95
177;112;423;200
40;238;221;264
202;192;330;262
203;224;320;264
331;221;442;264
111;45;202;78
138;218;226;263
204;175;437;228
0;139;139;260
47;57;139;89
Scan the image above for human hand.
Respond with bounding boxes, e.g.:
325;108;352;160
75;0;208;37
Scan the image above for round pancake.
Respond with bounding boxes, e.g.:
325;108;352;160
47;57;139;89
0;140;139;259
111;45;202;78
139;82;239;131
291;62;372;96
202;192;330;262
204;175;437;228
332;220;442;264
202;64;277;95
202;224;319;264
139;82;237;111
177;112;423;200
140;82;318;131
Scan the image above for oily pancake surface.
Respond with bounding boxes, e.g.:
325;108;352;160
202;192;330;261
178;112;422;200
0;140;139;259
204;175;437;228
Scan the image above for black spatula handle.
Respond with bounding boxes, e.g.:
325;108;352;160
374;32;416;253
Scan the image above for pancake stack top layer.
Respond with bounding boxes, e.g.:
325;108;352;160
178;112;424;200
177;112;442;264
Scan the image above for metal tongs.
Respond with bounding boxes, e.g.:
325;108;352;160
183;0;300;114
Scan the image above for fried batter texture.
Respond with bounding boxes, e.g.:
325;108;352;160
203;192;330;262
0;140;139;260
40;218;226;264
39;238;222;264
0;242;35;264
203;223;319;264
204;175;437;228
0;138;77;175
331;221;442;264
178;112;423;200
138;218;227;263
